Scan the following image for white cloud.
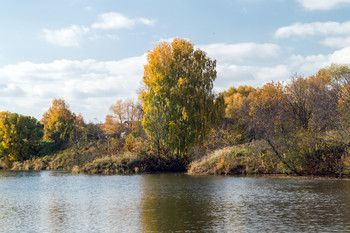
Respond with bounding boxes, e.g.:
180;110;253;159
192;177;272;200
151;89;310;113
215;45;350;91
329;46;350;64
106;34;120;40
200;42;281;62
321;36;350;48
0;55;146;122
152;40;280;63
92;12;155;30
43;25;90;47
275;21;350;38
297;0;350;10
287;46;350;75
287;54;329;74
199;42;284;90
215;64;290;90
43;12;155;46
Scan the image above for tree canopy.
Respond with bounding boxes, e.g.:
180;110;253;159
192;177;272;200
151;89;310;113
140;38;225;163
41;98;76;142
104;99;143;136
0;112;43;161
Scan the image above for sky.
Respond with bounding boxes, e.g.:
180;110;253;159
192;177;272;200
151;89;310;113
1;0;350;122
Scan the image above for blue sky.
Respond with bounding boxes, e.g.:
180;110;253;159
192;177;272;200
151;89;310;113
1;0;350;122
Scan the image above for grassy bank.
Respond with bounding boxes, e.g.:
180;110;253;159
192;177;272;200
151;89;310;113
188;139;350;177
188;140;284;175
0;139;185;174
1;133;349;177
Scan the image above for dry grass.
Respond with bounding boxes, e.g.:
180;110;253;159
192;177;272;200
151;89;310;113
188;140;281;175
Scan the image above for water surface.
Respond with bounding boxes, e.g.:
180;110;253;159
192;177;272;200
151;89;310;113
0;171;349;232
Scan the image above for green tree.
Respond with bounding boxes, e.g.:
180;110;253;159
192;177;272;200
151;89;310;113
41;98;76;143
140;38;224;164
0;112;43;161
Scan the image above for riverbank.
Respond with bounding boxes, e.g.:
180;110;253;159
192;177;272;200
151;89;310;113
1;138;350;178
188;139;350;178
0;154;185;175
188;140;283;176
0;141;186;175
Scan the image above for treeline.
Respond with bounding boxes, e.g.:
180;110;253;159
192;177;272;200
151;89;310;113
1;38;350;176
191;64;350;176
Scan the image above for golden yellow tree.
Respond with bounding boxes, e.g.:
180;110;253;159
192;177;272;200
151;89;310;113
140;38;225;164
41;98;76;142
0;112;43;161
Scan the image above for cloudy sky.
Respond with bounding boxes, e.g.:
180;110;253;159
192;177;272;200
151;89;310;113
1;0;350;122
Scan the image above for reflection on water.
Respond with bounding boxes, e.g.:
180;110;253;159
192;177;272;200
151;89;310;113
0;171;350;232
0;171;143;232
141;174;221;232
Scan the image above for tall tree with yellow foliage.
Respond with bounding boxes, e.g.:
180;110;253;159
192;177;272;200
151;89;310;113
140;38;225;164
41;98;76;142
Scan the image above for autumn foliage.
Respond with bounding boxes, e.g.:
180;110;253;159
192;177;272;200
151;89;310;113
0;112;43;162
41;98;76;142
140;38;225;164
1;38;350;176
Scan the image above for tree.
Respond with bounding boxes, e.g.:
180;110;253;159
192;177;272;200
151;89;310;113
41;98;76;142
224;86;253;119
285;75;312;130
223;85;256;143
307;71;337;131
285;73;337;132
328;64;350;131
104;114;121;136
248;82;301;173
0;112;43;161
248;73;340;175
140;38;225;164
329;64;350;101
104;99;143;136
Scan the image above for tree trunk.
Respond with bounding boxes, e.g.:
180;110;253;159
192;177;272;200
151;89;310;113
265;137;302;176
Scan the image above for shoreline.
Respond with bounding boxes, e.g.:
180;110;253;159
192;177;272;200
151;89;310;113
186;172;350;180
1;167;350;181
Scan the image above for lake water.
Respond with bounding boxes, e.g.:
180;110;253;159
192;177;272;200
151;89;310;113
0;171;350;232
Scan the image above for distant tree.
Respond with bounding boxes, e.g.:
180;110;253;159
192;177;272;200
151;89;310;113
0;112;43;161
222;85;256;142
104;114;121;136
285;75;312;130
248;82;301;173
109;99;126;124
140;38;225;164
75;113;85;126
41;98;76;142
329;64;350;101
285;73;337;132
328;64;350;130
104;99;143;136
307;71;338;131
